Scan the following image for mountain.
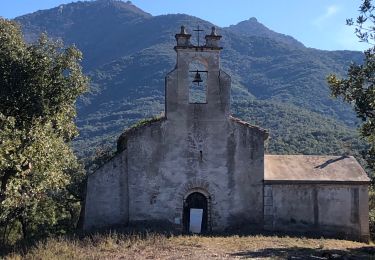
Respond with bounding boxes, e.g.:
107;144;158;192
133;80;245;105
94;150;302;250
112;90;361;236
226;17;305;48
16;0;152;69
13;0;365;159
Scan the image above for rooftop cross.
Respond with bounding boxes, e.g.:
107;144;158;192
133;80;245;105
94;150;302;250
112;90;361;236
193;25;204;47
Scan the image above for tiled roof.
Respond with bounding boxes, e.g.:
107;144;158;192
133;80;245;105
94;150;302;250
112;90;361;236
264;155;370;184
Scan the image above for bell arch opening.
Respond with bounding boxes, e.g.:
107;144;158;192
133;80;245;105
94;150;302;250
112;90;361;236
183;192;209;233
189;60;208;104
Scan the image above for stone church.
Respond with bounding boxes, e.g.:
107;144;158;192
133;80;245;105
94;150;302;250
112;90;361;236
84;26;370;241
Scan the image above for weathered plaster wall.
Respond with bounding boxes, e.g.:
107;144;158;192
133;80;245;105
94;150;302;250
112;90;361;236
124;47;266;230
264;184;369;241
84;152;128;230
125;117;265;230
84;45;267;231
84;29;369;240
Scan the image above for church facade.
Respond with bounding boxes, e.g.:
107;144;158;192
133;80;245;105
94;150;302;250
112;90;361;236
84;26;370;241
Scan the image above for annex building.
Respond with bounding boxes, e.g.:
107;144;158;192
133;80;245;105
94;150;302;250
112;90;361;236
84;26;370;241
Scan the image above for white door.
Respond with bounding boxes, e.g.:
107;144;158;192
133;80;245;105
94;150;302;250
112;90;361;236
189;208;203;233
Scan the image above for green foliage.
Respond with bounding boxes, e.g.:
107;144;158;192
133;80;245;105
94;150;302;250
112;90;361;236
0;0;370;245
346;0;375;43
85;145;116;174
327;0;375;173
232;100;366;156
13;1;367;162
16;1;362;125
0;18;88;244
130;114;164;129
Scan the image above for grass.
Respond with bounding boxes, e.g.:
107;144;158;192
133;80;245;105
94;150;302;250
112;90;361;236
3;232;375;259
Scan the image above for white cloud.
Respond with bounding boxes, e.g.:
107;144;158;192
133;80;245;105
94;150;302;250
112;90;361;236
326;5;339;17
313;5;340;27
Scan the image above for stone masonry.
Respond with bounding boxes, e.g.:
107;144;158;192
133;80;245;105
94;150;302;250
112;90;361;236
84;26;370;241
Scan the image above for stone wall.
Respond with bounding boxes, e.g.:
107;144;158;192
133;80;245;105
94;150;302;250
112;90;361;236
124;113;266;230
264;184;369;241
83;28;369;240
84;34;268;231
119;45;268;230
84;152;128;229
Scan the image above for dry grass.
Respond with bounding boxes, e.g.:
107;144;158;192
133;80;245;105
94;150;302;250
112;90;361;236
3;232;375;259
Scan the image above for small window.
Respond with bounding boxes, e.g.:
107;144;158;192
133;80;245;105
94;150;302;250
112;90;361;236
189;61;207;104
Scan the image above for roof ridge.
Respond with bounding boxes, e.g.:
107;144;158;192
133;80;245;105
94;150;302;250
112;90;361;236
117;116;166;152
229;116;269;138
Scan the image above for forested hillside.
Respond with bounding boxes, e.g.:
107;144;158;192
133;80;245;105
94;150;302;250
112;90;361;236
14;0;365;158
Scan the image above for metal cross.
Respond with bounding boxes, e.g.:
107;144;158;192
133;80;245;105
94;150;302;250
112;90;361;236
193;25;204;47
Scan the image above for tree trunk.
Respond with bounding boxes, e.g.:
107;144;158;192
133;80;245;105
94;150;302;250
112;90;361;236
76;200;85;230
76;179;87;230
19;216;27;240
0;169;15;203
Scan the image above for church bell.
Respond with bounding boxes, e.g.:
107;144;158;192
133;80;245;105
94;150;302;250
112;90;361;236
192;70;203;85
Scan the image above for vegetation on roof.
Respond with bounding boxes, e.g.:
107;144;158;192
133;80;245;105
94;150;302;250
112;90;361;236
117;114;165;152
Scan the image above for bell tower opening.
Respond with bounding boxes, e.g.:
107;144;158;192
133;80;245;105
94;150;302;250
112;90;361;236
166;25;230;120
189;60;208;104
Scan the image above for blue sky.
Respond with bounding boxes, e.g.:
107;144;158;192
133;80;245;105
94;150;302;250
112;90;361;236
0;0;370;51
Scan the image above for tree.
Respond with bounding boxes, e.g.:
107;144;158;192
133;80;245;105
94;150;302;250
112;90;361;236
0;18;88;243
327;0;375;175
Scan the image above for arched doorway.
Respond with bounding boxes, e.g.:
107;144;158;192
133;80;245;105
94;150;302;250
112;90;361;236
183;192;208;233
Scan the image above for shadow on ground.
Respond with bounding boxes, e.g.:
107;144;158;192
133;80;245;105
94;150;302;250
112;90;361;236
230;246;375;259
